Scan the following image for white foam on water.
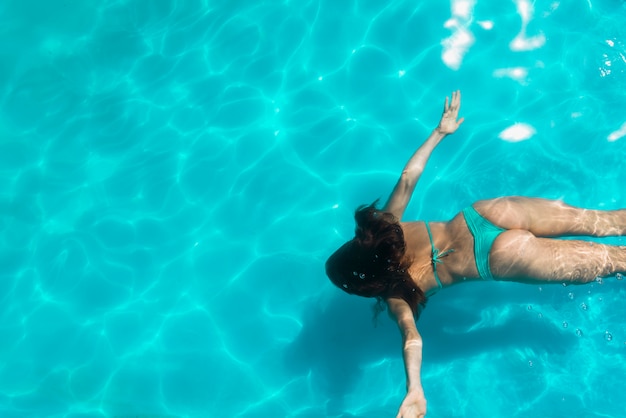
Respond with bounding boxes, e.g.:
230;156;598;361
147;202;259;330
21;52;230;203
510;0;546;51
498;123;536;142
607;122;626;142
441;0;476;70
493;67;528;83
477;20;494;30
451;0;475;18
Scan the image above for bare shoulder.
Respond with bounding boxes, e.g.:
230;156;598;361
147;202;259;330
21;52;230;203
399;220;424;234
387;298;415;322
386;298;420;340
399;221;430;255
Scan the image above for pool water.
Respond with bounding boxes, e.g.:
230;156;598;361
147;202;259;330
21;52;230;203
1;0;626;417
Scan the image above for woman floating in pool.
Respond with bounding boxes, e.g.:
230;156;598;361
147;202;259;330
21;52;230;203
325;91;626;418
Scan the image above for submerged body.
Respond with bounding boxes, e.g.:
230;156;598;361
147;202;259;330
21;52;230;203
325;91;626;418
402;197;626;296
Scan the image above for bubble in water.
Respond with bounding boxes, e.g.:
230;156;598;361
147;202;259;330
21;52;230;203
527;305;533;311
575;329;583;337
528;360;534;367
359;273;366;279
617;273;624;280
568;292;574;300
605;331;613;341
580;302;588;311
595;277;603;284
537;313;543;319
538;286;543;292
562;282;568;287
562;321;569;328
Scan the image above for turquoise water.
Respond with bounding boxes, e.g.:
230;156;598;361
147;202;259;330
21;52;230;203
2;0;626;417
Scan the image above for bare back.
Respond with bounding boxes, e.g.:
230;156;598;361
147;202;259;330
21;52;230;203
400;211;482;295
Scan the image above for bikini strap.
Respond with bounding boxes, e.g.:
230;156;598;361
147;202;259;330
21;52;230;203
424;222;455;289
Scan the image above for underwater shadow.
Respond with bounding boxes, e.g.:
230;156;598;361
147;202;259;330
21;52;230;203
418;281;579;360
283;281;578;412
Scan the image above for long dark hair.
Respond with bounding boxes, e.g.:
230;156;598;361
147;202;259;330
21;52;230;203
325;201;427;318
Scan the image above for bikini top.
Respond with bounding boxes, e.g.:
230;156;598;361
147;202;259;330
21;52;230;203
424;222;454;289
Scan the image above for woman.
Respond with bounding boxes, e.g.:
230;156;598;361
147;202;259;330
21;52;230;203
325;91;626;418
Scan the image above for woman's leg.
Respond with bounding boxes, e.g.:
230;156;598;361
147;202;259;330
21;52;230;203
490;230;626;284
474;196;626;237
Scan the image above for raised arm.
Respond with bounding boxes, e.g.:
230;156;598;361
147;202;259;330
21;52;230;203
383;90;464;220
387;297;427;418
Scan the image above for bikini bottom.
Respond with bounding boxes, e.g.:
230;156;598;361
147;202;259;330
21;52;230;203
462;206;507;280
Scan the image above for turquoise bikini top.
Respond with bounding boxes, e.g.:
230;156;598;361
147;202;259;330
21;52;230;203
424;222;454;289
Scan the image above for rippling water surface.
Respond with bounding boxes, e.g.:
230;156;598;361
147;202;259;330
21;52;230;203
1;0;626;417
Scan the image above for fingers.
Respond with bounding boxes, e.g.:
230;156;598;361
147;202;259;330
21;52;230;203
444;90;461;114
454;90;461;108
450;90;461;110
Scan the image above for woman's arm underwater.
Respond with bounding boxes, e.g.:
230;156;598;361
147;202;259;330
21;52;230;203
383;90;464;220
387;298;428;418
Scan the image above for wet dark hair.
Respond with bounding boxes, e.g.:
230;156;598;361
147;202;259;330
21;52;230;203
325;201;427;318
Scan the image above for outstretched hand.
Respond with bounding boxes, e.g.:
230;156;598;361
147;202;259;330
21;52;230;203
396;389;427;418
437;90;464;135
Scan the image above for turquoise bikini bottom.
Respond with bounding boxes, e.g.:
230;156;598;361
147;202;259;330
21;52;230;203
462;206;507;280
